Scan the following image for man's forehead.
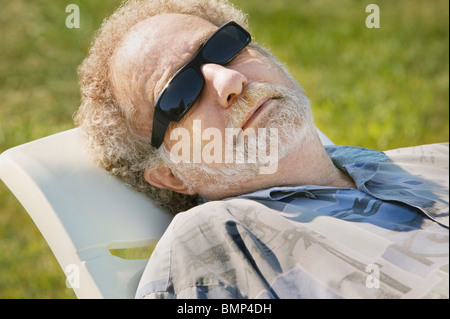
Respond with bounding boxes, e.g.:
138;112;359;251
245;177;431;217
111;14;216;95
115;14;216;65
108;13;218;132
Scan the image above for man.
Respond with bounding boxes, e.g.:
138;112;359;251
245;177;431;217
75;0;448;298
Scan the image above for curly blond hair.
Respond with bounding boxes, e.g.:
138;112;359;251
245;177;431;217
74;0;249;214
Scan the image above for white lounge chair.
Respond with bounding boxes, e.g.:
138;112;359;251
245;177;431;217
0;127;333;298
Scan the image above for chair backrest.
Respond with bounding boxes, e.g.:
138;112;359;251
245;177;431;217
0;127;333;298
0;128;173;298
317;128;334;145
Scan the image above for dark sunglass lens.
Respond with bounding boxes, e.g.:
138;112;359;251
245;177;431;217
202;25;249;63
159;68;203;121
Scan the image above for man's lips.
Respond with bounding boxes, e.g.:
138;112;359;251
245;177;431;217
242;97;277;130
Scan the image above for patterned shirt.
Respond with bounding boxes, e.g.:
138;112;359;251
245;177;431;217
135;143;449;299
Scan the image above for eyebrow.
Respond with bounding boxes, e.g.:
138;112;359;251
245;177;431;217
171;33;210;75
153;32;213;103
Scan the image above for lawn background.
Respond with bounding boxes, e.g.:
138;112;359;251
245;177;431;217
0;0;448;298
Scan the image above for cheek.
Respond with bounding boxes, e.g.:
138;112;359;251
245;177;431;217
164;108;228;160
251;62;288;86
237;50;296;89
183;97;229;132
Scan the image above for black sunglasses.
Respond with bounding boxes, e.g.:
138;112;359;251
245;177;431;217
151;21;251;148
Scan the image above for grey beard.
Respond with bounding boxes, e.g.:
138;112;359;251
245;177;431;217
159;82;315;193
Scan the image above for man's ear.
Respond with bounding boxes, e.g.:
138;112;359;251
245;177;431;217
143;165;196;195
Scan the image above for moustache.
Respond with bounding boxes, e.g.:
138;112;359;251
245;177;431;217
226;82;289;129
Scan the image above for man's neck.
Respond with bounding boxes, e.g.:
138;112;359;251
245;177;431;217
200;133;356;201
275;135;356;189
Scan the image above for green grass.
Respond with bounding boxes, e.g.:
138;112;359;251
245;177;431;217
236;0;449;149
0;0;448;298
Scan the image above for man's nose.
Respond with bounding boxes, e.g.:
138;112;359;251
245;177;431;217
201;63;248;109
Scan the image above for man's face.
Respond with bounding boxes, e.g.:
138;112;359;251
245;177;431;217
110;14;314;198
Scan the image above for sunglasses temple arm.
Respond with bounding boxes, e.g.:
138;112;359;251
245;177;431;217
151;111;171;148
